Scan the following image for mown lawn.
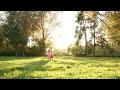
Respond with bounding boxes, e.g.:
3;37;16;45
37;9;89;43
0;56;119;79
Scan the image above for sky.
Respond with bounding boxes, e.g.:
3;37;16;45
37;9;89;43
51;11;78;49
51;11;106;49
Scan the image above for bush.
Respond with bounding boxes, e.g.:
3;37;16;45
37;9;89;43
0;48;14;56
54;49;68;56
71;45;84;56
25;46;41;56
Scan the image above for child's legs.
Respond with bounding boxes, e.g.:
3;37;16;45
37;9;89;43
51;56;53;60
48;56;50;60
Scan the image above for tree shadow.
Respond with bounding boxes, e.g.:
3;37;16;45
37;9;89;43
4;59;77;79
0;56;44;61
114;75;120;79
0;59;49;79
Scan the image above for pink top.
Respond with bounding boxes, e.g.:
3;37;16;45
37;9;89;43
48;51;53;58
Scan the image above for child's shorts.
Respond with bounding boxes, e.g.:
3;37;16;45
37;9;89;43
51;55;53;58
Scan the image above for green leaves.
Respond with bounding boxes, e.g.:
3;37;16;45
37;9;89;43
102;11;120;47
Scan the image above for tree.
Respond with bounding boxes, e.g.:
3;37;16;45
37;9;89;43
101;11;120;56
4;11;19;56
3;11;32;56
0;24;8;54
75;11;99;56
31;11;61;55
88;11;98;56
71;45;84;56
17;11;36;56
96;33;108;56
87;40;93;55
75;11;88;56
3;11;60;56
67;44;72;55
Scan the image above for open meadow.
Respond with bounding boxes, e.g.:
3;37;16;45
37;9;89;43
0;56;119;79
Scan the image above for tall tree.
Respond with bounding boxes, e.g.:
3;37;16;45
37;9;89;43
4;11;20;56
101;11;120;56
88;11;98;56
31;11;60;55
17;11;34;56
75;11;88;56
75;11;99;56
0;18;4;53
96;29;108;56
3;11;33;56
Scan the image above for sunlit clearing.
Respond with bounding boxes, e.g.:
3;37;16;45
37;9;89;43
51;11;77;49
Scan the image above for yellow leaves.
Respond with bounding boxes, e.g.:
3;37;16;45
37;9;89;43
84;11;98;19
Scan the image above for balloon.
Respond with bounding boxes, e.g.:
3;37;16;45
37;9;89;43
46;48;50;52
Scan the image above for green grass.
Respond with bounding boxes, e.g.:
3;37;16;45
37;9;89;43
0;56;119;79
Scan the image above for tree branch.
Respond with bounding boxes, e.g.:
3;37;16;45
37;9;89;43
98;17;111;30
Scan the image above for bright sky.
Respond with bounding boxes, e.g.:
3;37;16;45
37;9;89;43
51;11;105;49
51;11;78;49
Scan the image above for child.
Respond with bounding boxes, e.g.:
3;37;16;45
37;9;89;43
48;49;53;61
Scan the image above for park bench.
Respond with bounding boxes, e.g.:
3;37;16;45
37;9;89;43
76;53;86;57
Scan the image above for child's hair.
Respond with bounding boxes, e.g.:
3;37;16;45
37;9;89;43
48;50;50;52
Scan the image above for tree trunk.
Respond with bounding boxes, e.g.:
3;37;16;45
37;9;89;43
6;42;9;50
83;19;88;56
0;39;2;54
68;51;69;56
103;47;105;57
15;46;18;56
42;40;46;56
93;29;95;56
39;12;46;56
38;39;46;56
22;45;25;56
117;46;119;56
23;49;25;57
85;30;87;56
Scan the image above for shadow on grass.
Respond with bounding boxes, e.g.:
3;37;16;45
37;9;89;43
0;59;49;79
114;76;120;79
2;59;77;79
0;56;45;61
0;56;119;79
13;60;50;79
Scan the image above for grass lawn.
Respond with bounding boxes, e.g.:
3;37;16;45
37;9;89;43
0;56;119;79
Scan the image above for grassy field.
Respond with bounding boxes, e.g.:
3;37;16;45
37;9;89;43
0;56;119;79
